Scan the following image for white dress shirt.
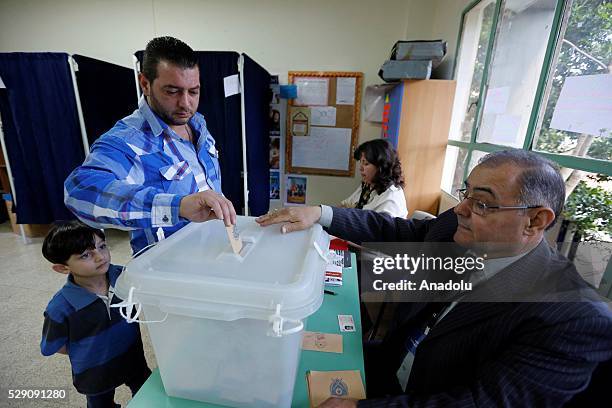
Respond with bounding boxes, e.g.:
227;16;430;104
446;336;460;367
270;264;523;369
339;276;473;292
340;184;408;218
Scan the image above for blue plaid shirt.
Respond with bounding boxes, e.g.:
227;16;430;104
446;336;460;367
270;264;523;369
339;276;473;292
64;97;222;253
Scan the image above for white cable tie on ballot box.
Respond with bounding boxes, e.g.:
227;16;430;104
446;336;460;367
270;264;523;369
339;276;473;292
268;304;304;337
313;239;344;266
111;286;168;324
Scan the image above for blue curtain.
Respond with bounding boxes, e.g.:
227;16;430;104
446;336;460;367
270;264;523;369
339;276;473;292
72;55;138;146
0;53;84;223
242;54;271;216
135;51;245;213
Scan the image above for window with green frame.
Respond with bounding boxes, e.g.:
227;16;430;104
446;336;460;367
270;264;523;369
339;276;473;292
443;0;612;242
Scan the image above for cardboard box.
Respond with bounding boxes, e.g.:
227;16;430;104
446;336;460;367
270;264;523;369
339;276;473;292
391;40;447;68
4;198;50;237
378;60;432;82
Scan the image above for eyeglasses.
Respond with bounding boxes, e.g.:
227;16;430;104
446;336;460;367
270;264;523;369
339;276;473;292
456;189;541;216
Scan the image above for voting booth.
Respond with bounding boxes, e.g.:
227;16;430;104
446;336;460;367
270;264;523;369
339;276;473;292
115;216;330;407
0;53;141;242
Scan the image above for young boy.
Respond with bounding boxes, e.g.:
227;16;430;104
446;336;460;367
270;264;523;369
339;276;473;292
41;221;151;408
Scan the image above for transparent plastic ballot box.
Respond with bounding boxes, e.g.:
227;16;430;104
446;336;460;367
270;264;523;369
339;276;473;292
114;216;330;407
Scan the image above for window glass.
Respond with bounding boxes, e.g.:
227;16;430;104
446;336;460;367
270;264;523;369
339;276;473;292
533;0;611;161
441;145;469;195
557;170;611;294
562;170;611;242
442;0;611;248
466;150;489;175
449;0;496;141
476;0;557;147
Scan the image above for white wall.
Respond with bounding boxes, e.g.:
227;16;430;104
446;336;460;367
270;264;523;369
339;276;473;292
0;0;156;66
404;0;435;40
428;0;474;79
0;0;469;207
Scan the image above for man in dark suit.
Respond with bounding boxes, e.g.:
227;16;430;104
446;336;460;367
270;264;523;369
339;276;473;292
257;150;612;407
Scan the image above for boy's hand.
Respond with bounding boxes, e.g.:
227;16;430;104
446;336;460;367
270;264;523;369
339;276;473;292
57;346;67;355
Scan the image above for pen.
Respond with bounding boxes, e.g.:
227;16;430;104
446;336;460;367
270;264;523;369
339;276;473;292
324;290;336;296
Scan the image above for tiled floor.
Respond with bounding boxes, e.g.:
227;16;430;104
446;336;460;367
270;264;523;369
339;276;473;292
0;222;157;408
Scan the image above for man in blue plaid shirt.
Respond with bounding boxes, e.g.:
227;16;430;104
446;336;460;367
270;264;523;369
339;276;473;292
65;37;236;253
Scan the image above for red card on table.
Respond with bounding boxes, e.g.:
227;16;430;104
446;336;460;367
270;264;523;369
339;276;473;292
329;239;348;251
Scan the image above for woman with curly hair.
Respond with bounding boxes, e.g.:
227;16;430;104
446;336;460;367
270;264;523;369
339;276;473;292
340;139;407;218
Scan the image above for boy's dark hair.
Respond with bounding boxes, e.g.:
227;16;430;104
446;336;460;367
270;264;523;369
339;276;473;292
42;221;106;265
142;36;198;82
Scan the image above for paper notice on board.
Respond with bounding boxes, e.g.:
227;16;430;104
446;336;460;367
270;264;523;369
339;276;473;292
295;77;329;106
336;77;356;105
223;74;240;97
289;107;311;136
550;74;612;138
311;106;336;126
0;75;5;89
292;127;351;171
483;86;510;114
286;175;307;206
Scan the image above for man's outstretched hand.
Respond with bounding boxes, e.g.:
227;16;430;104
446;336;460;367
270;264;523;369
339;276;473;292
179;190;237;226
256;206;322;234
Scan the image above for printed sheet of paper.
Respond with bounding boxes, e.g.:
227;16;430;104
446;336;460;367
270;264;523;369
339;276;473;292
292;127;351;171
0;75;5;89
307;370;366;407
336;77;356;105
310;106;336;127
295;77;329;106
285;175;307;206
223;74;240;97
269;171;280;200
550;74;612;138
289;107;311;136
302;331;343;353
225;225;243;254
483;86;510;114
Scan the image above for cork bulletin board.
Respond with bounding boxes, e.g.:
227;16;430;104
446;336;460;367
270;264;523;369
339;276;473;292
286;71;363;176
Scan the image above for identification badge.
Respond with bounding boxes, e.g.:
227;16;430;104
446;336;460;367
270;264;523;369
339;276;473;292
396;352;415;391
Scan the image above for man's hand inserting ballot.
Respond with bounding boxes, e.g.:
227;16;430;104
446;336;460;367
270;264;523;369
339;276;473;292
225;224;243;254
179;190;237;226
256;206;321;234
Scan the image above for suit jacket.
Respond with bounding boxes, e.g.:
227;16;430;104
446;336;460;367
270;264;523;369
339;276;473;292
326;207;612;408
